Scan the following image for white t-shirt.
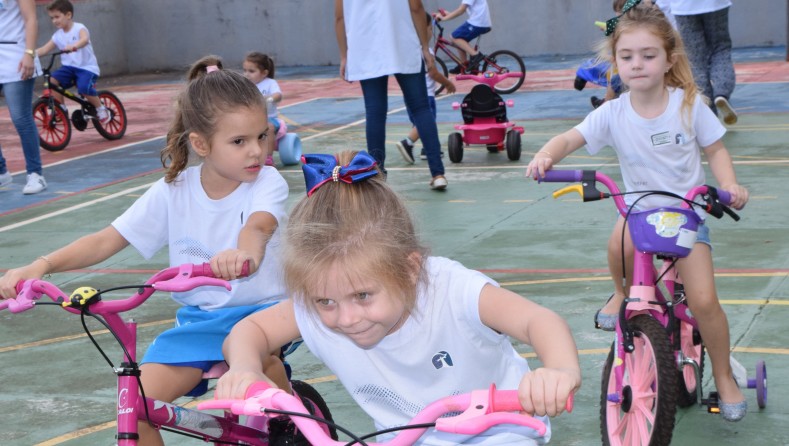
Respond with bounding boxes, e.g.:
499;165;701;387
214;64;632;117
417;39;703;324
52;22;100;75
112;165;288;310
0;0;41;83
575;88;725;211
255;77;282;118
670;0;731;15
462;0;492;28
294;256;549;445
342;0;423;81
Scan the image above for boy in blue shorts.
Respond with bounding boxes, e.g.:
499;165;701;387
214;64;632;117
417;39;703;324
35;0;110;124
436;0;492;74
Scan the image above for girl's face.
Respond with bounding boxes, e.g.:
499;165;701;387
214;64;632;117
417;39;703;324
242;60;269;84
615;28;673;93
308;262;409;349
192;106;268;197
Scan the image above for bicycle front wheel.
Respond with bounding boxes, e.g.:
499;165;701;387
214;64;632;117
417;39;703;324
600;315;677;446
33;97;71;151
481;50;526;94
434;57;449;96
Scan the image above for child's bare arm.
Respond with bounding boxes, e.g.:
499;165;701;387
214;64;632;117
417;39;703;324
64;28;90;53
479;284;581;416
217;300;302;399
525;128;586;179
211;211;278;280
35;40;56;57
437;3;468;21
704;139;749;209
428;66;456;94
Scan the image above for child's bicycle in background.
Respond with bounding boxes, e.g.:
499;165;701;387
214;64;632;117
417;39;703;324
200;382;573;445
447;72;524;163
1;263;336;445
32;50;127;152
432;10;525;95
536;170;767;446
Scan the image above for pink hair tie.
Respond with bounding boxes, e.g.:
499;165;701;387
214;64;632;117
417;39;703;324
206;65;219;73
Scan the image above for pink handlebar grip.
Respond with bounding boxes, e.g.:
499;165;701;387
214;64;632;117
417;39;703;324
244;381;273;399
193;261;251;278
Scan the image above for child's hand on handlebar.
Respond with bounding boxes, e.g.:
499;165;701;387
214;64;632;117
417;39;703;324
215;367;272;400
720;183;749;210
525;154;555;180
0;264;46;300
210;249;256;280
518;367;581;417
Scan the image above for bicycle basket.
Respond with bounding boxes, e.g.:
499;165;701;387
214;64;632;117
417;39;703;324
628;208;701;258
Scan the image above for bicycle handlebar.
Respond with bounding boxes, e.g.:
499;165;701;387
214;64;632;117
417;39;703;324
1;262;248;315
200;383;572;445
537;169;739;220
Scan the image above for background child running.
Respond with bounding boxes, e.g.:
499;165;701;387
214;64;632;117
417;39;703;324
0;55;291;445
217;150;581;445
242;52;283;167
35;0;110;124
526;4;749;422
436;0;492;73
396;12;456;163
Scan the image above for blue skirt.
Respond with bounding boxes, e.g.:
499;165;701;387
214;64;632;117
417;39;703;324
141;302;277;396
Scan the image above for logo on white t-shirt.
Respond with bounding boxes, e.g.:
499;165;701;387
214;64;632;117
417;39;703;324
650;131;672;147
431;351;454;369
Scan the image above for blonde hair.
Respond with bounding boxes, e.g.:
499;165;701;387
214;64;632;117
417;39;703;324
284;151;428;314
160;55;266;183
607;5;702;126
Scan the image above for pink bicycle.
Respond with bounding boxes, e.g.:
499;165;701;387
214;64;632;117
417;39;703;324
536;170;767;446
447;72;524;163
1;263;337;445
199;382;573;445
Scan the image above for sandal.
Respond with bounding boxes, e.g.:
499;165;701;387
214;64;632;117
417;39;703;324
594;294;617;331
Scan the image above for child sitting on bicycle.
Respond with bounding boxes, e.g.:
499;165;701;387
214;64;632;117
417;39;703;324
34;0;110;124
217;150;581;445
436;0;492;74
396;12;456;163
526;2;749;422
243;52;283;168
0;55;293;445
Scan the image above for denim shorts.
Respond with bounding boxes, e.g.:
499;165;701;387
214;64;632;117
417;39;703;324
695;223;711;249
52;65;99;96
451;22;491;41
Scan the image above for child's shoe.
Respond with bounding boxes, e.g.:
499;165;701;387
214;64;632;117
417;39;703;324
0;171;12;187
714;96;738;125
591;96;606;109
23;172;47;195
396;139;415;164
468;52;486;71
430;175;448;190
449;64;463;75
97;106;111;125
420;148;444;160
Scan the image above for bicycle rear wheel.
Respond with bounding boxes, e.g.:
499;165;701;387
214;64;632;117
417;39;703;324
600;315;677;446
94;90;127;140
481;50;526;94
33;97;71;151
676;322;705;407
434;57;449;95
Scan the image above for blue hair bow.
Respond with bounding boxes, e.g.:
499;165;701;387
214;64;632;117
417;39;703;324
301;152;379;197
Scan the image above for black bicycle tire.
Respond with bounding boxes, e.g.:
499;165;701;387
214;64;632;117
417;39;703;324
481;50;526;94
291;379;339;441
600;315;677;446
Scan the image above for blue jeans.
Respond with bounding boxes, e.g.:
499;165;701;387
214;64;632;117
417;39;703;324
360;68;445;178
0;78;42;175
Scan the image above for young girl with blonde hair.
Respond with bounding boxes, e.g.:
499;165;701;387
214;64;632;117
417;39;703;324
218;150;581;445
526;2;749;421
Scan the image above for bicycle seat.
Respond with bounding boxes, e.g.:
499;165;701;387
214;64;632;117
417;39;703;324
461;84;507;124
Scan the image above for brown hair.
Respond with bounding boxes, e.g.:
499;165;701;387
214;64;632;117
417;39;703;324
284;150;428;314
160;55;266;183
607;5;701;126
47;0;73;15
244;52;276;79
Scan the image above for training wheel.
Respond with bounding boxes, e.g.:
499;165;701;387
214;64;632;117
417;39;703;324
277;133;302;165
749;360;767;408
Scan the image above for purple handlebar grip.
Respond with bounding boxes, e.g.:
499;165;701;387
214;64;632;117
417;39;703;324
539;170;583;183
716;189;732;206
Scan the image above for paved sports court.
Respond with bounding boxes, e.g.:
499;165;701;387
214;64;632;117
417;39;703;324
1;47;788;445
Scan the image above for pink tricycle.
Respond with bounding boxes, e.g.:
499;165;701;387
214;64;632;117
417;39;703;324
447;72;524;163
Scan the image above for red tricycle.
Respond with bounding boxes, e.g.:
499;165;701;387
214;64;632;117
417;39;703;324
447;72;524;163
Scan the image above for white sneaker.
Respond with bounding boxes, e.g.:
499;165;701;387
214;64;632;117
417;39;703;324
97;106;111;125
430;175;448;190
23;172;47;195
0;171;12;187
714;96;738;125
